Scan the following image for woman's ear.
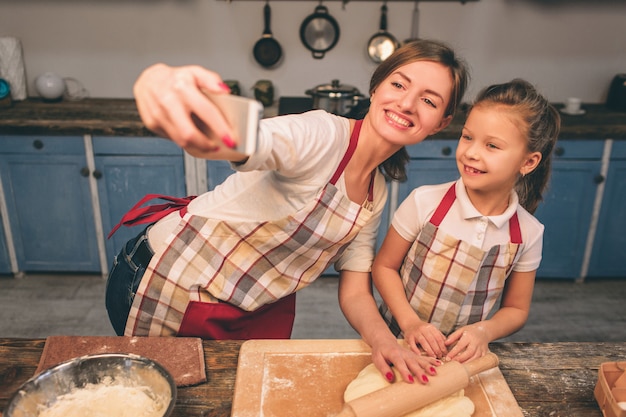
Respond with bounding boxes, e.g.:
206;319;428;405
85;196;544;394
521;151;542;176
430;115;453;135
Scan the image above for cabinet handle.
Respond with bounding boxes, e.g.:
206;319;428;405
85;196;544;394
554;146;565;156
594;174;605;184
441;146;452;156
92;170;103;179
33;139;44;150
80;167;90;177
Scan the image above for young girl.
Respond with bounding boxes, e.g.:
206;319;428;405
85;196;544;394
371;79;560;374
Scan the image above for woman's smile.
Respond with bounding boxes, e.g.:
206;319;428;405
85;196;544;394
385;110;413;128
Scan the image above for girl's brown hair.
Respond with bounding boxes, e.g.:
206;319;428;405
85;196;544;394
369;39;470;182
472;78;561;214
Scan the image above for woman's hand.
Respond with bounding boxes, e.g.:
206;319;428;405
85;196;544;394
444;323;490;363
402;320;448;360
133;63;235;159
370;338;441;385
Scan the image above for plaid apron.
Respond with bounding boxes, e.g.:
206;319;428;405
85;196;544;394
125;120;375;338
380;183;523;336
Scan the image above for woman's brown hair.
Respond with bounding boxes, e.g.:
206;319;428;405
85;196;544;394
369;39;470;182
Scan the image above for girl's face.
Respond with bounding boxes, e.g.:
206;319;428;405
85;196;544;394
456;105;541;197
368;60;454;147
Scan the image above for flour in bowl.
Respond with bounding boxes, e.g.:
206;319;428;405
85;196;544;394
38;378;169;417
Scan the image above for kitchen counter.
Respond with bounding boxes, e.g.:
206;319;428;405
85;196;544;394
1;338;623;416
1;98;626;139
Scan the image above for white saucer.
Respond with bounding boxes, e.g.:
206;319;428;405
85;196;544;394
560;108;586;116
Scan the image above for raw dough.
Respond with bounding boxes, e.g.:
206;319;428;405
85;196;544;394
344;363;475;417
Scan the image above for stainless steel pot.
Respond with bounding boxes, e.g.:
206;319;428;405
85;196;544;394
305;79;365;116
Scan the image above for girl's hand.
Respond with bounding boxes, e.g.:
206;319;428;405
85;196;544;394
370;338;440;385
133;63;235;159
444;323;490;363
403;321;448;359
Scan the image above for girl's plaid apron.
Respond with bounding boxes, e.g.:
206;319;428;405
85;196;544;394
380;183;523;336
124;120;374;338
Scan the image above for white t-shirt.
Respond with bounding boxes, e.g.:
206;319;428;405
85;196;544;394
149;110;388;273
391;179;544;272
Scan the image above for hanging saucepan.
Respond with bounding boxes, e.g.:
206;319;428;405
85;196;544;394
367;4;400;63
300;5;340;59
253;2;283;68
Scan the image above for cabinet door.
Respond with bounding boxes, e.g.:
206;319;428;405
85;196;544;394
93;137;186;262
534;141;603;279
0;136;100;272
588;144;626;278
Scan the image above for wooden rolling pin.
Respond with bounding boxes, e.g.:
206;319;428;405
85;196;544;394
335;352;499;417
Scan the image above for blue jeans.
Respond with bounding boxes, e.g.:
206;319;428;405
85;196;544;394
105;227;153;336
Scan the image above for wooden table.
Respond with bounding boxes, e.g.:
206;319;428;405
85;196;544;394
1;339;623;416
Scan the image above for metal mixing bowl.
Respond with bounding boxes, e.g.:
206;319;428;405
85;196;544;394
4;353;176;417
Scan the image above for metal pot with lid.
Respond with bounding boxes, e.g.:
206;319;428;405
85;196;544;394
305;79;365;116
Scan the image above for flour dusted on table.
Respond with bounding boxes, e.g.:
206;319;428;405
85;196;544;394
344;363;475;417
38;378;168;417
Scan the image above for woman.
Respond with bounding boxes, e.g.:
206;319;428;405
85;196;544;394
105;40;469;378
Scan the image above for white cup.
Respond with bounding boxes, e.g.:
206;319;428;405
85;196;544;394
565;97;582;114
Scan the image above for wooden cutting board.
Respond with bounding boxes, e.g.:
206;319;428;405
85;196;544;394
231;339;523;417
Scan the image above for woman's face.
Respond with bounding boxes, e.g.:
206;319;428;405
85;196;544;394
368;60;454;147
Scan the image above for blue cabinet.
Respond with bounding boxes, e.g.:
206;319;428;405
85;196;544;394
93;137;186;264
588;141;626;278
534;140;604;279
0;136;100;272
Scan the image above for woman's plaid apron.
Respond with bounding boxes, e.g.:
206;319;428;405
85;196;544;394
125;120;374;337
380;183;523;336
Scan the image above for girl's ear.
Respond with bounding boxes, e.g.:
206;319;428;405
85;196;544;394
521;151;542;176
431;115;453;135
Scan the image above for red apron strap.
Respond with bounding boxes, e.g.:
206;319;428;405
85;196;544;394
429;184;456;227
330;119;362;185
429;183;524;244
107;194;197;239
509;212;523;244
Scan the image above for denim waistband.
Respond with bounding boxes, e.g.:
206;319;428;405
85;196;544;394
127;227;154;268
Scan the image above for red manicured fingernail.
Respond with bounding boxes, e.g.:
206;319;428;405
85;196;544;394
385;372;394;382
218;82;231;92
422;375;429;383
430;367;437;374
408;375;415;383
222;135;235;149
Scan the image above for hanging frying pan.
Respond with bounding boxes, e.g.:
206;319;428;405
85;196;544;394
300;4;340;59
367;3;400;63
253;2;283;68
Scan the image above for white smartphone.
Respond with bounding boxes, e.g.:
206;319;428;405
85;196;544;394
206;92;264;155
